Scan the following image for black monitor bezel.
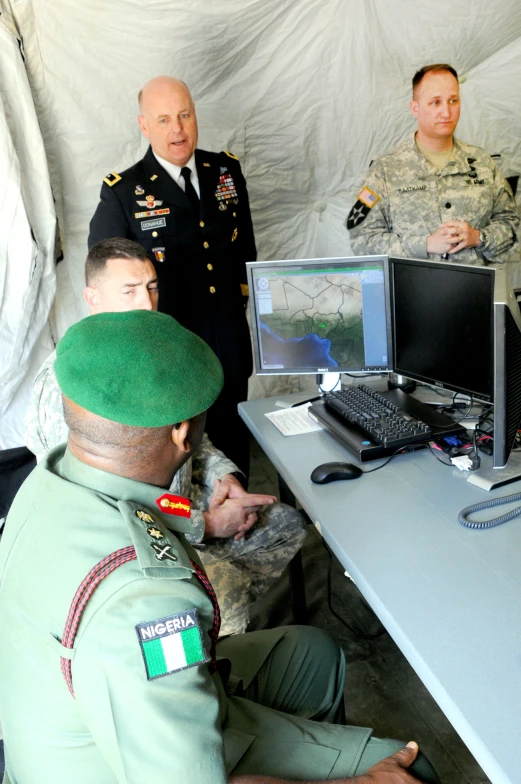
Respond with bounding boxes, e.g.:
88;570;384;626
389;256;495;403
246;255;393;376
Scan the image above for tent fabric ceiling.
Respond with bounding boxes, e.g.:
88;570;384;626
1;0;520;446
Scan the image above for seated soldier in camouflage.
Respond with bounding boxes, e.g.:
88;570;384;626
347;63;519;264
25;237;307;636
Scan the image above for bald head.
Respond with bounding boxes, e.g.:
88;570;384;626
138;76;190;110
137;76;198;166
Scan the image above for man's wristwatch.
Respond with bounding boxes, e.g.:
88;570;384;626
478;229;488;248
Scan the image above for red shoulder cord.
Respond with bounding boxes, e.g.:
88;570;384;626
59;548;220;697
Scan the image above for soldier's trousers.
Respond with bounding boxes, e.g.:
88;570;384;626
197;502;308;636
218;626;440;782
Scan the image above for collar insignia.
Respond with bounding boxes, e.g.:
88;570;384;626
156;493;191;518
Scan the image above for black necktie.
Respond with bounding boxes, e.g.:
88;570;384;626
181;167;199;213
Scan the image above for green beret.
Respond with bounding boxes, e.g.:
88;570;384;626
55;311;223;426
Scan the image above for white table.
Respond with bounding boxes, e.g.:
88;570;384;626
240;394;521;784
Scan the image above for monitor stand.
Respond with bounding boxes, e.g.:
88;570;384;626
274;372;340;409
467;452;521;491
387;373;417;394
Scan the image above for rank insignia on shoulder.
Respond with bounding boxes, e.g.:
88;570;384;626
150;542;177;561
224;151;239;161
136;609;208;679
147;526;164;540
156;493;191;518
136;509;155;524
103;171;122;187
135;185;145;195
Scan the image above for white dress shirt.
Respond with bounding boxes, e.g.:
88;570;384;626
152;151;200;197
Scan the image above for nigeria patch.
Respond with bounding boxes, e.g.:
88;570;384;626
136;609;208;680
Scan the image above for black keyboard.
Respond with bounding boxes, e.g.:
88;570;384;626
324;385;433;449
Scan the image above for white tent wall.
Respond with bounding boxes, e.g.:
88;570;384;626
0;21;56;449
1;0;520;445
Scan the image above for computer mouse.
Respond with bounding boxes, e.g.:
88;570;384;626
310;461;363;484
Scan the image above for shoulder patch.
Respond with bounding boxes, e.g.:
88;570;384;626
224;150;239;161
357;187;379;208
136;608;208;679
347;200;370;230
103;171;122;187
346;186;380;230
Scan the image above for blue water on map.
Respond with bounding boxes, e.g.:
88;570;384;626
260;322;338;367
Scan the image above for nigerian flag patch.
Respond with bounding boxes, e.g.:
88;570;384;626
136;609;208;680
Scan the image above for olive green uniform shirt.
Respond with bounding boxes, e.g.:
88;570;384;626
0;448;444;784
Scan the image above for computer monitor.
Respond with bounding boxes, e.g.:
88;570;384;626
389;257;521;468
246;256;392;377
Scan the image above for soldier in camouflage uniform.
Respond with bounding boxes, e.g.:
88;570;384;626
347;64;519;264
25;239;307;636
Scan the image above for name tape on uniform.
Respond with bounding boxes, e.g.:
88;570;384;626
136;609;208;680
141;217;167;231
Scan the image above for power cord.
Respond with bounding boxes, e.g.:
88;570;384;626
458;492;521;530
322;540;385;640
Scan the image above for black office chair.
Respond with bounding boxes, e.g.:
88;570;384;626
0;446;36;522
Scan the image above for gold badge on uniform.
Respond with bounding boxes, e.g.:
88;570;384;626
231;228;238;242
136;510;154;524
147;526;164;540
135;185;145;195
103;171;122;187
150;174;158;181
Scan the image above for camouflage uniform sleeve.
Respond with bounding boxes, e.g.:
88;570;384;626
25;356;69;462
480;164;519;262
191;433;242;488
347;162;429;259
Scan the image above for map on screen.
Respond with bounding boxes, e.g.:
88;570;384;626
252;264;387;371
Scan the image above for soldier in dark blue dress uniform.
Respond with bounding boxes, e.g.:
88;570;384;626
89;76;256;478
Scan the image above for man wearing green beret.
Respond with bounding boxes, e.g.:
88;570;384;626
0;309;438;783
25;237;307;636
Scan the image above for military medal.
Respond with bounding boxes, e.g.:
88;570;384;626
215;172;238;206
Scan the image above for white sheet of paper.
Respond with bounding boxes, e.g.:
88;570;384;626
264;402;323;436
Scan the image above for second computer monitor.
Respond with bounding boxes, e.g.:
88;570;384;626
247;256;392;375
